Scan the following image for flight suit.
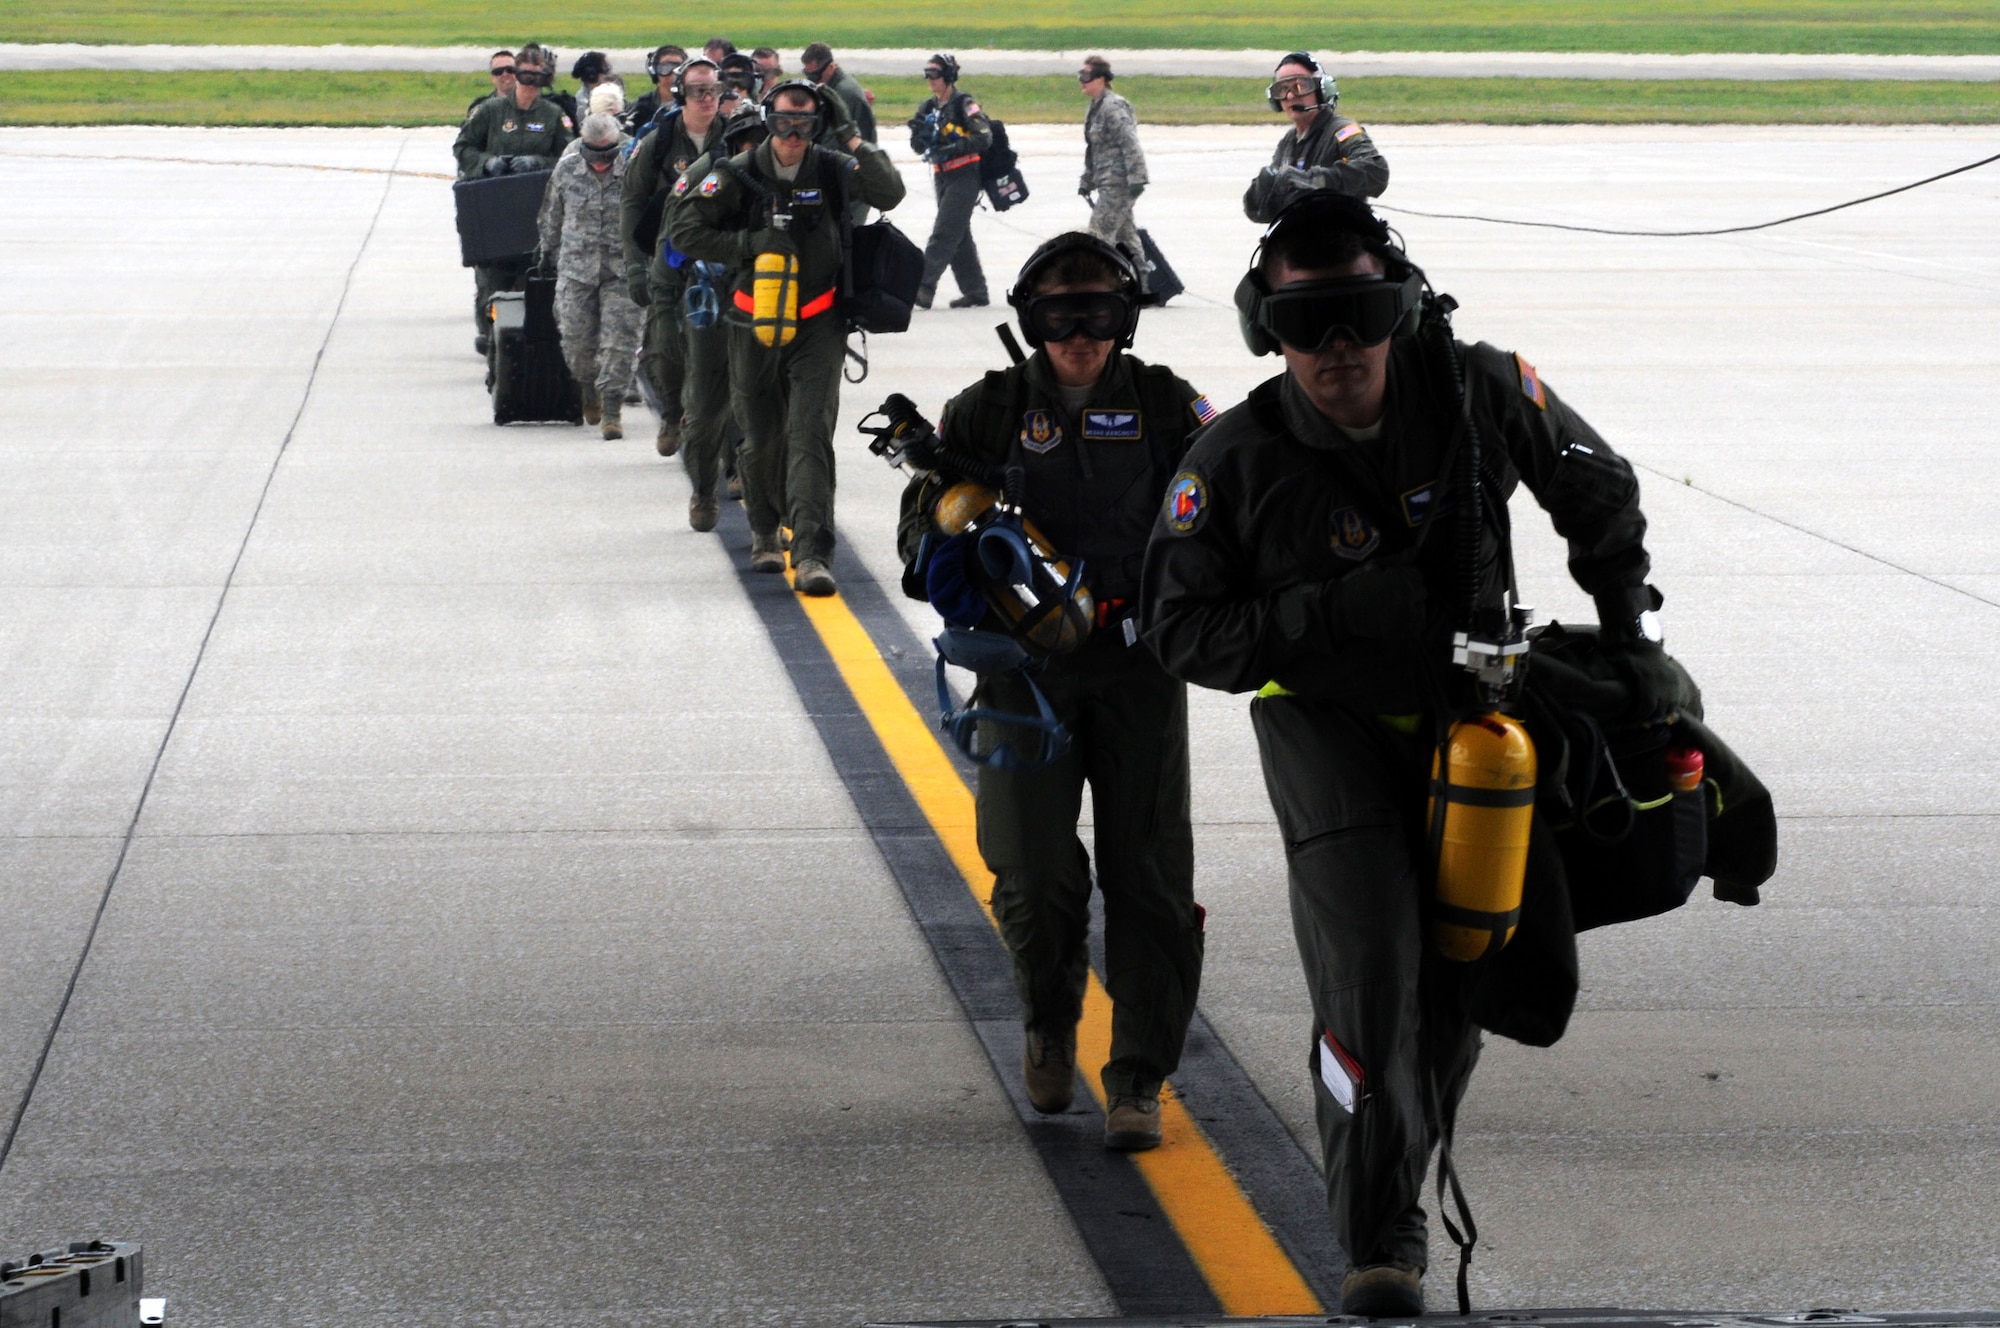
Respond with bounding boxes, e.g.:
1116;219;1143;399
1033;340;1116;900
1243;109;1389;223
454;92;576;336
898;352;1210;1100
907;89;993;304
1141;336;1651;1272
622;109;724;430
668;137;906;564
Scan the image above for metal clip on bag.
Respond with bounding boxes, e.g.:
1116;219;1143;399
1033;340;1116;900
933;628;1070;772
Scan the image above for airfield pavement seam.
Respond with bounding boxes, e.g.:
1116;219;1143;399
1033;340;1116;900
7;44;2000;81
0;134;411;1178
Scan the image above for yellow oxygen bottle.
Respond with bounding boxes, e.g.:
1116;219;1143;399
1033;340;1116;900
1429;711;1537;961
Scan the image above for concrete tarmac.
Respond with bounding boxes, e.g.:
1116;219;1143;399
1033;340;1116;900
2;122;1997;1323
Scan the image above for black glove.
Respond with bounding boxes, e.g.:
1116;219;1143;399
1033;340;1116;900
1328;559;1427;642
481;154;514;176
1279;559;1427;647
513;154;554;173
532;249;557;279
1608;640;1683;724
1130;183;1146;198
626;263;651;307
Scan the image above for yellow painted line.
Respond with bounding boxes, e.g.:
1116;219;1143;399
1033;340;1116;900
790;575;1324;1316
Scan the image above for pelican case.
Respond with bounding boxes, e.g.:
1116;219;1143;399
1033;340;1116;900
488;277;582;425
453;169;552;267
0;1240;148;1327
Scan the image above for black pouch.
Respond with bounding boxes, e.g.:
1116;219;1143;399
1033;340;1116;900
1521;622;1774;931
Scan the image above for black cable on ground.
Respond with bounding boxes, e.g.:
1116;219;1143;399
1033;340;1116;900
1378;146;2000;237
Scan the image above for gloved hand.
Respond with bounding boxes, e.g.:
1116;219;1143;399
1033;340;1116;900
530;248;555;279
1607;640;1683;723
1327;559;1427;642
481;154;515;176
1078;176;1092;198
513;154;554;173
626;263;651;307
924;533;986;628
1130;183;1145;198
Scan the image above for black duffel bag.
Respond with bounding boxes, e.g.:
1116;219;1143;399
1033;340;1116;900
1520;621;1777;931
841;218;926;334
980;119;1030;211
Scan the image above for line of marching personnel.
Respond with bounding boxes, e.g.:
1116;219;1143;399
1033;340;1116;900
457;45;1707;1319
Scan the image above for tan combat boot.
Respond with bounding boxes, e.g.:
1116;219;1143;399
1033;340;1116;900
793;558;837;597
689;494;719;532
1022;1027;1076;1114
581;383;602;426
601;409;623;441
1339;1262;1423;1317
656;415;682;457
1103;1093;1161;1151
749;531;787;573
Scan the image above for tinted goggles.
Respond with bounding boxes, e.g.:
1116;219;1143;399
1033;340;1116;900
767;110;819;139
1023;291;1131;344
581;141;621;165
1254;275;1413;350
490;65;516;78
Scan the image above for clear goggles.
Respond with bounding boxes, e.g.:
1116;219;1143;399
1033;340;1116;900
767;109;820;140
1267;74;1319;102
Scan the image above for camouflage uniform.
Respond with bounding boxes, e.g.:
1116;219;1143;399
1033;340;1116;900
538;141;642;416
1081;88;1149;292
1243;109;1389;223
454;92;576;336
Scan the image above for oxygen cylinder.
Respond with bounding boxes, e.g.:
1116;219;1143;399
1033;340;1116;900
750;251;801;347
1428;712;1537;962
931;482;1094;655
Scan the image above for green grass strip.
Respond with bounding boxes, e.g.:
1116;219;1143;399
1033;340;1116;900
8;0;2000;54
7;71;2000;128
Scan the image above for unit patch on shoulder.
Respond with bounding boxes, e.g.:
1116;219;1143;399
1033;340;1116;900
673;175;691;196
561;115;574;130
1082;410;1141;440
1335;122;1364;143
1400;483;1435;529
1515;351;1547;410
966;102;982;116
698;173;722;197
1190;394;1218;425
1331;505;1381;560
1165;471;1209;535
1020;409;1063;454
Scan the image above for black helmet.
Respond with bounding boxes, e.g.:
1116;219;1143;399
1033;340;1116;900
1007;232;1143;349
923;52;961;83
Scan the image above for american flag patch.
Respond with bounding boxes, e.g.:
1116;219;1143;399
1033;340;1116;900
1335;122;1364;143
1515;352;1547;410
1191;394;1218;424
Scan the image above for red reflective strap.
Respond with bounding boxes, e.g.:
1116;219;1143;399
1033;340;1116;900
935;153;983;173
1093;596;1129;630
732;288;754;313
799;287;837;318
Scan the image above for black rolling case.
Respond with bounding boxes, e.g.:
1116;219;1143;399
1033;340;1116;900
453;169;553;267
489;276;581;425
1137;228;1183;306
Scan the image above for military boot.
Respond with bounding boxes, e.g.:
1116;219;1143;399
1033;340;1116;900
913;285;935;311
1103;1092;1162;1151
601;407;623;441
689;494;719;532
656;415;683;457
749;531;787;573
793;558;837;597
948;293;990;309
1339;1262;1423;1317
1022;1027;1076;1114
581;383;602;426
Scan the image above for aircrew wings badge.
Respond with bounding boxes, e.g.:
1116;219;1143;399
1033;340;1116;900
1515;352;1547;410
1166;471;1208;535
